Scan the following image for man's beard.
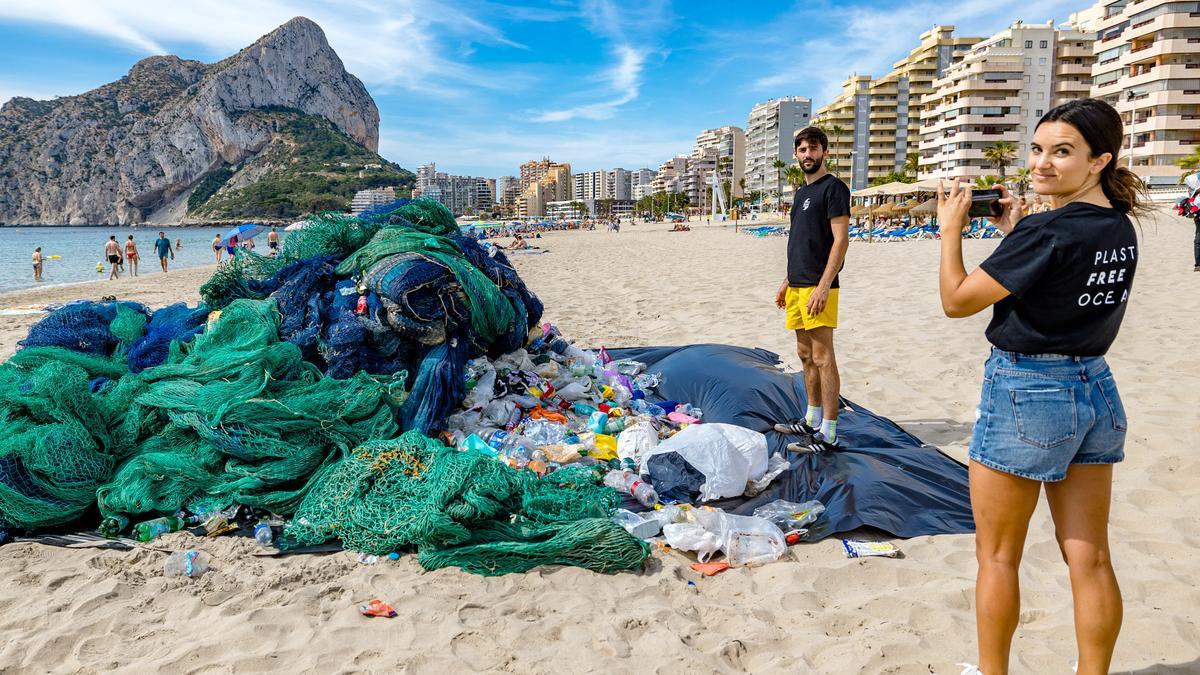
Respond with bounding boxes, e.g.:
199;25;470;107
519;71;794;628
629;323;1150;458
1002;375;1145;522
800;157;824;174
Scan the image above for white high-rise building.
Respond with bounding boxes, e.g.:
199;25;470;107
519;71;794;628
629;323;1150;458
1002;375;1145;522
607;168;632;200
745;97;811;200
1087;0;1200;187
918;21;1066;181
573;170;607;202
631;168;657;200
693;126;746;197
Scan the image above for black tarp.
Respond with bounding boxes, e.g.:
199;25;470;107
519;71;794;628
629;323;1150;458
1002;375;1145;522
609;344;975;540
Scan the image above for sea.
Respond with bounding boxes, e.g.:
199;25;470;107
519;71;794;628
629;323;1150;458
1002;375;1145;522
0;226;285;294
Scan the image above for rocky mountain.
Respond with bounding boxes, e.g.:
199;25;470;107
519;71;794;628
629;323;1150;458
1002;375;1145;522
0;17;407;225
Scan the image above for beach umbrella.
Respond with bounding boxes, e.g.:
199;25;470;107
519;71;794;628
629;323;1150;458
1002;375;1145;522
221;223;265;245
850;204;870;216
892;201;917;214
910;198;938;215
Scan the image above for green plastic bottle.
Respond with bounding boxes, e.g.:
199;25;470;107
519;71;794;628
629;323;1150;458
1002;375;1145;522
132;516;185;542
98;514;129;539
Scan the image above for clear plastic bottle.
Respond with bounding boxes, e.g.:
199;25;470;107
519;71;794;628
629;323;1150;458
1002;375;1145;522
603;470;659;508
163;550;209;578
253;519;274;547
133;516;185;542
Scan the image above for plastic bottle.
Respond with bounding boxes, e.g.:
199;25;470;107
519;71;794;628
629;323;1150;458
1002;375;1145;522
98;514;129;538
133;515;185;542
603;470;659;508
163;550;209;578
588;411;609;434
254;519;274;547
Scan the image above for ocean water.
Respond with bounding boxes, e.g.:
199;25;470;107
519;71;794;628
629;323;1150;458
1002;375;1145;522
0;226;285;294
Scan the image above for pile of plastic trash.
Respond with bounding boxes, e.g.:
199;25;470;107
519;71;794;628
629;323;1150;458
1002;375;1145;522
441;324;816;568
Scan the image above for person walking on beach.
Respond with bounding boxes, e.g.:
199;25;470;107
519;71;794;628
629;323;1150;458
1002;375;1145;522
267;226;279;256
124;235;140;277
104;236;121;280
937;98;1141;675
154;231;174;272
212;233;223;263
773;126;850;452
32;247;43;281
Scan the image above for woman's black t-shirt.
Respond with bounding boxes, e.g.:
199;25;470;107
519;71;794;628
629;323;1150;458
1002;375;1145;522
979;202;1137;357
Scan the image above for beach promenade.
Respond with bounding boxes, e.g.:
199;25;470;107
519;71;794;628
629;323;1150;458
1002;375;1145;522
0;213;1196;673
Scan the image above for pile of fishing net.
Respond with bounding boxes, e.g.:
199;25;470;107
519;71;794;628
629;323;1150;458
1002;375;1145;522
0;199;651;576
286;431;646;575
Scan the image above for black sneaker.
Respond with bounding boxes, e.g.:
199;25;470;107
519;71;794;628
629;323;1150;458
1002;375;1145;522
773;420;817;435
786;432;839;454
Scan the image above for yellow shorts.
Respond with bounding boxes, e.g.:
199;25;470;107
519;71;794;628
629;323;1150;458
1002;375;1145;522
785;286;839;331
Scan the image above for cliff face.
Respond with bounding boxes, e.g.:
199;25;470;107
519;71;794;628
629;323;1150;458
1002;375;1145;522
0;17;381;225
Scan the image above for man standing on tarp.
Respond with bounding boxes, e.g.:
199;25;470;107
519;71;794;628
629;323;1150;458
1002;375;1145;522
774;126;851;451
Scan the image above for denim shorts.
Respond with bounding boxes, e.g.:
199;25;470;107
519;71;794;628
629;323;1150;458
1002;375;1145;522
967;348;1127;482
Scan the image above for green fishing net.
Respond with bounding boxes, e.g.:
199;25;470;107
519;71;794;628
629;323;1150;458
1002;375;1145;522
285;433;649;575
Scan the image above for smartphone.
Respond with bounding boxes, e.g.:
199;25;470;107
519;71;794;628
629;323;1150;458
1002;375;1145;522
969;189;1004;218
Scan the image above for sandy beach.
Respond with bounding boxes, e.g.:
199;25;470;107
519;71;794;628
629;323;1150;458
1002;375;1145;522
0;212;1197;674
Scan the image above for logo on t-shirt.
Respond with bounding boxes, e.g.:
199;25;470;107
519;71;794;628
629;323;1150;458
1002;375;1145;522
802;198;811;211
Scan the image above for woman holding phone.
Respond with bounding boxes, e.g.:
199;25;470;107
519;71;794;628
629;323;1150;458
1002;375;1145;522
937;98;1145;675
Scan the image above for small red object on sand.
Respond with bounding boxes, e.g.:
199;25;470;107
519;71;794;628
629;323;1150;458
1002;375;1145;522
359;599;397;618
690;561;731;576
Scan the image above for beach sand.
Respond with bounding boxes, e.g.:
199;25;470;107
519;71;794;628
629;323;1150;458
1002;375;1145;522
0;213;1197;673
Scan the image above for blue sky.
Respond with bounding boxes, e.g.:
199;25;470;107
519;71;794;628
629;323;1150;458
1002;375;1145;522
0;0;1091;177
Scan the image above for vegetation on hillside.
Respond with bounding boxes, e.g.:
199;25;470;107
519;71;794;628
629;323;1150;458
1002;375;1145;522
188;107;414;220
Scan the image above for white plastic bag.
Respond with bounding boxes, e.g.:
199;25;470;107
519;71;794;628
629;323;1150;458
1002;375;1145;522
693;508;786;567
662;523;722;562
640;423;768;501
617;420;658;463
465;367;496;408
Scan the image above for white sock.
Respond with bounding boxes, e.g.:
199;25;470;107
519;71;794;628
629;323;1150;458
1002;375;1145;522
820;418;837;444
805;405;822;427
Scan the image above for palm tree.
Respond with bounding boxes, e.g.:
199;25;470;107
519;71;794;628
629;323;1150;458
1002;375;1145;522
904;152;920;180
973;175;1004;189
1178;146;1200;180
783;165;807;188
1013;167;1032;195
983;141;1018;180
772;158;787;206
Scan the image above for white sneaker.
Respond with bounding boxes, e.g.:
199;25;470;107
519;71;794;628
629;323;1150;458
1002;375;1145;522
957;664;983;675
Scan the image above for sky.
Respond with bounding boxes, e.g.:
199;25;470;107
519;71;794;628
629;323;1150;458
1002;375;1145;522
0;0;1092;178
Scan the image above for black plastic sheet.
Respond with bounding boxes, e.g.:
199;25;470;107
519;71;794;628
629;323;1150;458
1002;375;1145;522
610;344;975;540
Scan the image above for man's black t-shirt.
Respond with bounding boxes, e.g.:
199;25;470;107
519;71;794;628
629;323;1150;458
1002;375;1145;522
980;202;1137;356
787;173;850;288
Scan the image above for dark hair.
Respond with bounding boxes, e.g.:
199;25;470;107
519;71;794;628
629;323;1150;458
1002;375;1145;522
1036;98;1148;215
794;126;829;151
109;235;116;240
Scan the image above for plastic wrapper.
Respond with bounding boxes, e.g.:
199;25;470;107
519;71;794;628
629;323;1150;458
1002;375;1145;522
662;522;722;562
842;540;901;558
693;508;786;567
752;499;825;537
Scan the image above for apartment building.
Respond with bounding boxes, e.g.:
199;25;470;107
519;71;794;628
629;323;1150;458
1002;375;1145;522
516;160;572;218
918;21;1060;181
495;176;518;204
350;187;396;215
607;168;632;200
1053;27;1098;108
815;26;981;189
1089;0;1200;187
684;150;719;211
745;97;811;200
650;156;688;195
693;126;746;197
631;168;657;200
574;170;607;202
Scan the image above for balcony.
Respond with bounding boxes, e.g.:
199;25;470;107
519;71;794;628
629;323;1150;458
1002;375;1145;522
1128;114;1200;133
1055;63;1094;75
1057;45;1095;58
1127;12;1200;41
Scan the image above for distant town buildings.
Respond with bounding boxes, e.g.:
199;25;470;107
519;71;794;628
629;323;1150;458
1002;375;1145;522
350;186;396;215
414;162;495;216
630;168;657;200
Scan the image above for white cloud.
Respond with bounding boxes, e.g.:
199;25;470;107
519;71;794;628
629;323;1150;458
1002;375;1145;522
0;0;523;97
532;0;670;123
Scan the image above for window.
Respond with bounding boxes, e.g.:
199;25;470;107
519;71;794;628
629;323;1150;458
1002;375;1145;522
1038;74;1046;83
1021;91;1030;99
1024;57;1032;65
1025;40;1034;48
1039;57;1047;65
1024;74;1032;83
1037;92;1044;99
1040;40;1048;49
1035;109;1043;117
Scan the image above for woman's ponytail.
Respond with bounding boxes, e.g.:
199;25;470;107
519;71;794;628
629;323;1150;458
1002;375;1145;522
1101;164;1150;216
